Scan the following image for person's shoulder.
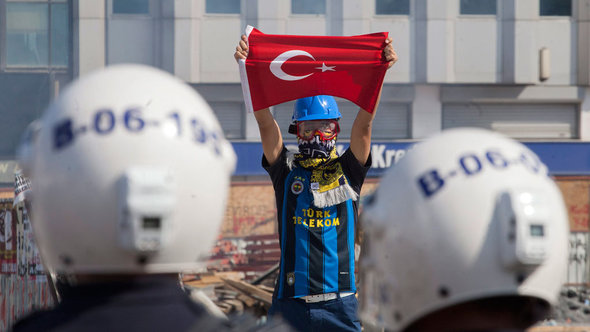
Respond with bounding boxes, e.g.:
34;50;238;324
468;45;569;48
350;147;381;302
263;145;290;169
338;146;371;168
337;147;356;164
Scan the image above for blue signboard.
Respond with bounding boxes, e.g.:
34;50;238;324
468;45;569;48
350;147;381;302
231;141;590;177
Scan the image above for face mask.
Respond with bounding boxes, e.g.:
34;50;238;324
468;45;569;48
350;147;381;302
297;135;337;159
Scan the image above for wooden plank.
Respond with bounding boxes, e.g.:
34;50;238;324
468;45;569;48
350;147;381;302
250;263;280;286
257;285;275;293
237;293;258;308
220;277;273;305
222;299;244;313
182;271;244;288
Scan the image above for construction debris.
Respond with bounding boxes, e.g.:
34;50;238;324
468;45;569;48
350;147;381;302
183;264;279;318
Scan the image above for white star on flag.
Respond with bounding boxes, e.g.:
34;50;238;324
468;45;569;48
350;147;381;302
315;63;336;72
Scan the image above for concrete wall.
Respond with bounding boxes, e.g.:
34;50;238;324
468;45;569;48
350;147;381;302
75;0;106;76
577;0;590;86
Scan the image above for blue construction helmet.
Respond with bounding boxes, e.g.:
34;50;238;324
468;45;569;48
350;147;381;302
289;95;341;134
292;95;341;121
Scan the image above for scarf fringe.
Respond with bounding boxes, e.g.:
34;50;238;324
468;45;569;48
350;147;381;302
312;183;358;208
286;150;297;171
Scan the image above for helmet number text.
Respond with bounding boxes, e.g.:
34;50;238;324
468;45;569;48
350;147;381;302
52;107;223;156
417;149;546;198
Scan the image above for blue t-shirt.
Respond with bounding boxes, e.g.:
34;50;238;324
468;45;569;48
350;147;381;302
263;146;371;299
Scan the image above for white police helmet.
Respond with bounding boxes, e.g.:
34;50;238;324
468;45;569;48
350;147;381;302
359;128;569;331
18;64;236;274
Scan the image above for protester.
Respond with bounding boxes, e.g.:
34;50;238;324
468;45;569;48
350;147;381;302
234;32;397;332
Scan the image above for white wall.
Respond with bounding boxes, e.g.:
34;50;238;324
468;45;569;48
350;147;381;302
370;16;412;83
536;17;576;85
200;16;243;82
411;85;441;138
174;0;203;82
576;0;590;85
75;0;106;76
455;17;498;82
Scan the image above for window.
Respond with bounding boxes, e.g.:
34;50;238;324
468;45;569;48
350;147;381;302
50;2;68;66
460;0;496;15
113;0;149;14
209;102;244;139
206;0;240;14
540;0;571;16
376;0;410;15
292;0;326;14
5;0;69;68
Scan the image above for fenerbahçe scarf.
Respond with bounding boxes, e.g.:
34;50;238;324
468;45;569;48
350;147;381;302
239;25;389;113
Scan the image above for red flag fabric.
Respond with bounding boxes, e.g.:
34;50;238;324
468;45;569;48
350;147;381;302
239;26;389;113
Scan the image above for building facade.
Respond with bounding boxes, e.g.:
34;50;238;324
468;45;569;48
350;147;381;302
1;0;589;159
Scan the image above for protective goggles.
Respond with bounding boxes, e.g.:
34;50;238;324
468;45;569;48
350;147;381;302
296;120;340;141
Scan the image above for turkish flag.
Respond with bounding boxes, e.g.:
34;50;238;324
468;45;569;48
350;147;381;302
239;26;389;113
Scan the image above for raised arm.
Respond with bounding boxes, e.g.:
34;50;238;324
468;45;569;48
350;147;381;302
235;34;284;165
349;36;398;165
253;108;283;165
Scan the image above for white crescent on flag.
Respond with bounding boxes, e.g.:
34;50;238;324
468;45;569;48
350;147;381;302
269;50;315;81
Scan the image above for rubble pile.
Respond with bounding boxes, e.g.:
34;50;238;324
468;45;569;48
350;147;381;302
184;271;590;330
182;264;279;319
551;288;590;323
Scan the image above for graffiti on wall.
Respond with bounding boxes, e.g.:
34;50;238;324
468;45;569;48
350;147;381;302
0;171;53;329
568;232;588;286
15;205;44;277
0;275;53;330
221;184;278;237
0;202;16;274
556;177;590;232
